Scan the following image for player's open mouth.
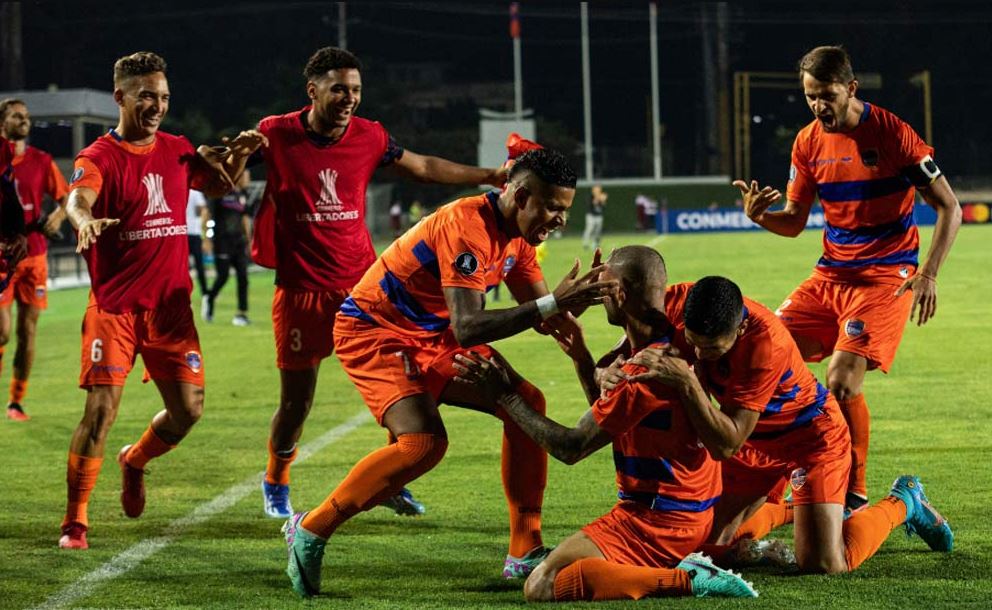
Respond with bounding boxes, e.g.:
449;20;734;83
818;114;834;128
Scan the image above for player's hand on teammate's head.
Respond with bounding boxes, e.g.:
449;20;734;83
895;272;938;326
75;218;120;253
552;258;618;314
487;166;509;189
732;179;782;222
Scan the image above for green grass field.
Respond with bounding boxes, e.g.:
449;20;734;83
2;226;990;609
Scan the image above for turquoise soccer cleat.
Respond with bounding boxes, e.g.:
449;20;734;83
888;475;954;552
678;552;759;598
503;545;554;579
283;512;326;597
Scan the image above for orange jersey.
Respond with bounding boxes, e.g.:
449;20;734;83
788;103;933;285
340;192;543;339
666;283;832;439
593;340;721;515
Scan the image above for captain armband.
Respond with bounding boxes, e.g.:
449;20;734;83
902;155;942;188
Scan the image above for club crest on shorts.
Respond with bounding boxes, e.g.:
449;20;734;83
790;467;808;491
844;319;866;338
899;266;910;279
185;351;203;373
70;167;84;184
502;255;517;275
454;252;479;276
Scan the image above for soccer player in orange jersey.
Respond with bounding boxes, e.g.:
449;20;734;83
453;246;758;601
0;98;69;421
57;52;265;550
282;148;618;597
734;46;962;514
251;47;508;520
626;276;953;574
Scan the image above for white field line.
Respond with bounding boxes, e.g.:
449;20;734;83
31;410;372;610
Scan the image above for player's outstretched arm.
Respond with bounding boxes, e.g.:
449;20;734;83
65;187;119;253
454;352;612;464
628;347;759;460
895;175;962;326
734;179;811;237
191;130;268;199
392;150;506;187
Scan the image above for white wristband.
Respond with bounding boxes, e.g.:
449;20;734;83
535;294;559;320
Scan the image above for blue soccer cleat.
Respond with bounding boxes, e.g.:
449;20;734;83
678;552;759;598
503;545;554;579
262;481;293;519
381;487;426;516
888;475;954;552
283;512;326;597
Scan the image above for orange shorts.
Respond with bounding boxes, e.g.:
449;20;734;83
271;287;350;370
775;276;913;372
722;400;851;506
0;253;48;309
582;501;713;568
333;313;497;424
79;295;204;388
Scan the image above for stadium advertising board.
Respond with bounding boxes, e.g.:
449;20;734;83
659;203;939;233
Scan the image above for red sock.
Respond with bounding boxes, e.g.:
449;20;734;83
839;394;870;497
301;432;447;538
554;558;692;601
843;496;906;570
63;453;103;528
9;377;27;404
497;381;547;557
265;439;298;485
126;426;175;469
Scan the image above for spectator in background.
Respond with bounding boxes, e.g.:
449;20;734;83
408;199;424;225
634;193;657;231
582;184;607;250
202;170;252;325
389;200;403;237
187;188;208;296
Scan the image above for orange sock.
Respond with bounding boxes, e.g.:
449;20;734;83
125;426;175;470
843;495;906;570
497;381;547;557
10;377;27;404
301;432;448;538
554;558;692;601
265;439;298;485
731;501;795;543
839;394;870;497
63;453;103;528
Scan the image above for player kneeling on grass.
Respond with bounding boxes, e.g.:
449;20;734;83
616;276;953;574
453;246;758;601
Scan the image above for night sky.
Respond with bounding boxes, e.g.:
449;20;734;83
16;1;992;185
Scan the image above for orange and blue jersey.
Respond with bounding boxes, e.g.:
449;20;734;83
340;191;543;339
592;339;721;515
788;102;934;285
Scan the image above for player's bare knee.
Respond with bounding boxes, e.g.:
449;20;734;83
523;564;557;602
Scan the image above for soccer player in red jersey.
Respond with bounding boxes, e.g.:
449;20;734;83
625;276;953;574
282;148;617;597
734;46;962;513
57;52;265;550
0;136;28;290
252;47;509;520
453;246;757;601
0;98;70;421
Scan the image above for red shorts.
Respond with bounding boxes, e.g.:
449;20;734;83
79;295;204;388
775;276;913;372
0;253;48;309
582;501;712;568
271;287;350;370
722;400;851;506
333;314;497;424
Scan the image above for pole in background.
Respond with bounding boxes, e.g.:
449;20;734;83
580;2;594;181
910;70;933;145
649;2;662;179
338;2;347;50
510;3;523;120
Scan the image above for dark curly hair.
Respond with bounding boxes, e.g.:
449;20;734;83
798;45;854;84
509;148;578;189
113;52;167;85
0;98;25;121
304;47;362;80
685;276;744;337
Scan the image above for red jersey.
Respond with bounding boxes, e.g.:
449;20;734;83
12;145;69;256
788;103;933;285
339;192;543;340
593;340;721;514
256;108;398;291
70;131;197;313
